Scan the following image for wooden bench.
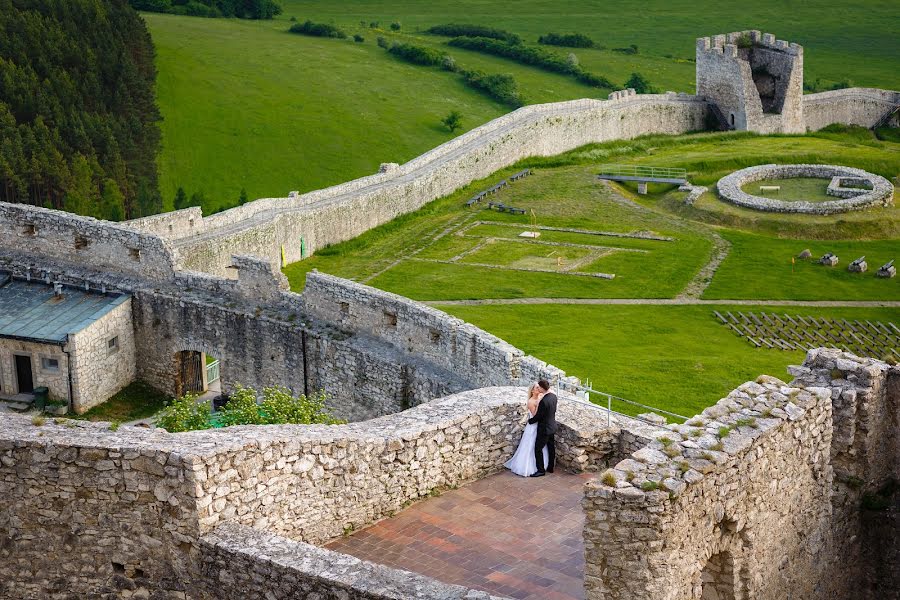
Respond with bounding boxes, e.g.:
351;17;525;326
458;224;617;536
759;185;781;193
510;168;531;181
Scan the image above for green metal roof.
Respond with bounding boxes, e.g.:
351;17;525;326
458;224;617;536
0;273;129;344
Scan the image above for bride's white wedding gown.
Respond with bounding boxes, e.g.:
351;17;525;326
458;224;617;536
505;409;549;477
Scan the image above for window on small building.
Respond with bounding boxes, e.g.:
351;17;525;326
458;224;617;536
107;336;119;354
41;357;60;372
383;311;397;327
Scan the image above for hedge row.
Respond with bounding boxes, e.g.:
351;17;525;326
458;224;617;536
288;20;346;38
538;32;594;48
448;36;616;89
426;23;521;44
380;41;522;107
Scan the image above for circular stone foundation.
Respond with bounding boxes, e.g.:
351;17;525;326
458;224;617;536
716;164;894;214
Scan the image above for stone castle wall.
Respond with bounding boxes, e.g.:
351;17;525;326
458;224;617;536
0;386;615;599
154;94;711;277
0;202;177;283
803;88;900;131
583;350;900;600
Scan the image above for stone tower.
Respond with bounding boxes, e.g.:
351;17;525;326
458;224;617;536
697;31;804;134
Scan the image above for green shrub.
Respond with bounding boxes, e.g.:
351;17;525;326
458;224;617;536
388;42;447;67
442;110;463;132
538;32;594;48
289;20;347;39
613;44;639;55
258;387;342;425
625;72;657;94
156;393;212;433
376;36;389;49
426;23;520;44
601;472;617;486
353;34;364;43
390;22;401;31
641;480;659;491
736;33;753;49
459;69;523;107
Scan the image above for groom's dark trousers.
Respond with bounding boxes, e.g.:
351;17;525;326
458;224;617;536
529;392;558;473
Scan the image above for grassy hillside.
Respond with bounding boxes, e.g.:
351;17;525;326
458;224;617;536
146;0;899;211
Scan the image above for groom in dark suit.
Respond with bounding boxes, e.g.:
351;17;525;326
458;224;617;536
528;379;557;477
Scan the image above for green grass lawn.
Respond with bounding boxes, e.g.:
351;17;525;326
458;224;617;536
146;0;899;212
703;231;900;301
740;178;834;202
72;382;170;423
280;128;898;416
439;304;900;418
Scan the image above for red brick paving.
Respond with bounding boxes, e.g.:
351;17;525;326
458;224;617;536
326;470;592;600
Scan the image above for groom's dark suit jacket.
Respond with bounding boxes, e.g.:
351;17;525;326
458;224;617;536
528;392;558;435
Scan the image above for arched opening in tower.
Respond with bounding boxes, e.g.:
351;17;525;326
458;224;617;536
752;68;781;113
700;550;737;600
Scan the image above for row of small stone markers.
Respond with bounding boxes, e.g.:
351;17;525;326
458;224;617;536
799;249;896;277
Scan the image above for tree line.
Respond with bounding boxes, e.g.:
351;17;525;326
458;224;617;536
129;0;282;19
0;0;163;220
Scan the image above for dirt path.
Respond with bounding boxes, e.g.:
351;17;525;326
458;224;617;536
678;231;732;299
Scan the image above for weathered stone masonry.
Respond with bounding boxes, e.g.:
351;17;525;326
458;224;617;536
585;350;900;600
0;387;617;599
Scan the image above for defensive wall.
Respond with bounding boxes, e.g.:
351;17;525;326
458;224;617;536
136;93;711;277
585;349;900;600
0;386;631;599
2;353;897;599
0;197;575;420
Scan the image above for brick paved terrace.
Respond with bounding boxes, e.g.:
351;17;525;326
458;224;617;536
326;470;594;600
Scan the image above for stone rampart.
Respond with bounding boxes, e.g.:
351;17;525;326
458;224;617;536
0;386;615;599
151;94;709;276
199;523;504;600
585;378;835;599
717;164;894;214
0;202;177;282
125;206;205;239
302;271;578;390
583;350;900;600
803;88;900;131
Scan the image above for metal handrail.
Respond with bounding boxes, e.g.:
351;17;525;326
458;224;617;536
554;374;689;427
598;164;687;179
206;359;221;384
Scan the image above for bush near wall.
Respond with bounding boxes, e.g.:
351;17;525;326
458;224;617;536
130;0;282;19
426;23;521;44
538;32;595;48
288;20;346;39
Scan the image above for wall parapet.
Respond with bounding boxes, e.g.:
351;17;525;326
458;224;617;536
199;522;505;600
301;270;580;389
0;385;617;598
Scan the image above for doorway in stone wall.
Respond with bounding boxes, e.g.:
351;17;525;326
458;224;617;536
14;355;34;394
700;551;736;600
175;350;222;398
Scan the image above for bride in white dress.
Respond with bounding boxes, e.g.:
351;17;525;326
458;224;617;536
505;383;549;477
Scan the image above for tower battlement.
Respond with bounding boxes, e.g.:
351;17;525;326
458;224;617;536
696;30;805;133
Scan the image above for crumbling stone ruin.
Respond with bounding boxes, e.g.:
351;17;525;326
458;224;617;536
584;349;900;600
697;31;805;133
716;164;894;214
0;29;898;600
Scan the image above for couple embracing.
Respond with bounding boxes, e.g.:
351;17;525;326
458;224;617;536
505;379;557;478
